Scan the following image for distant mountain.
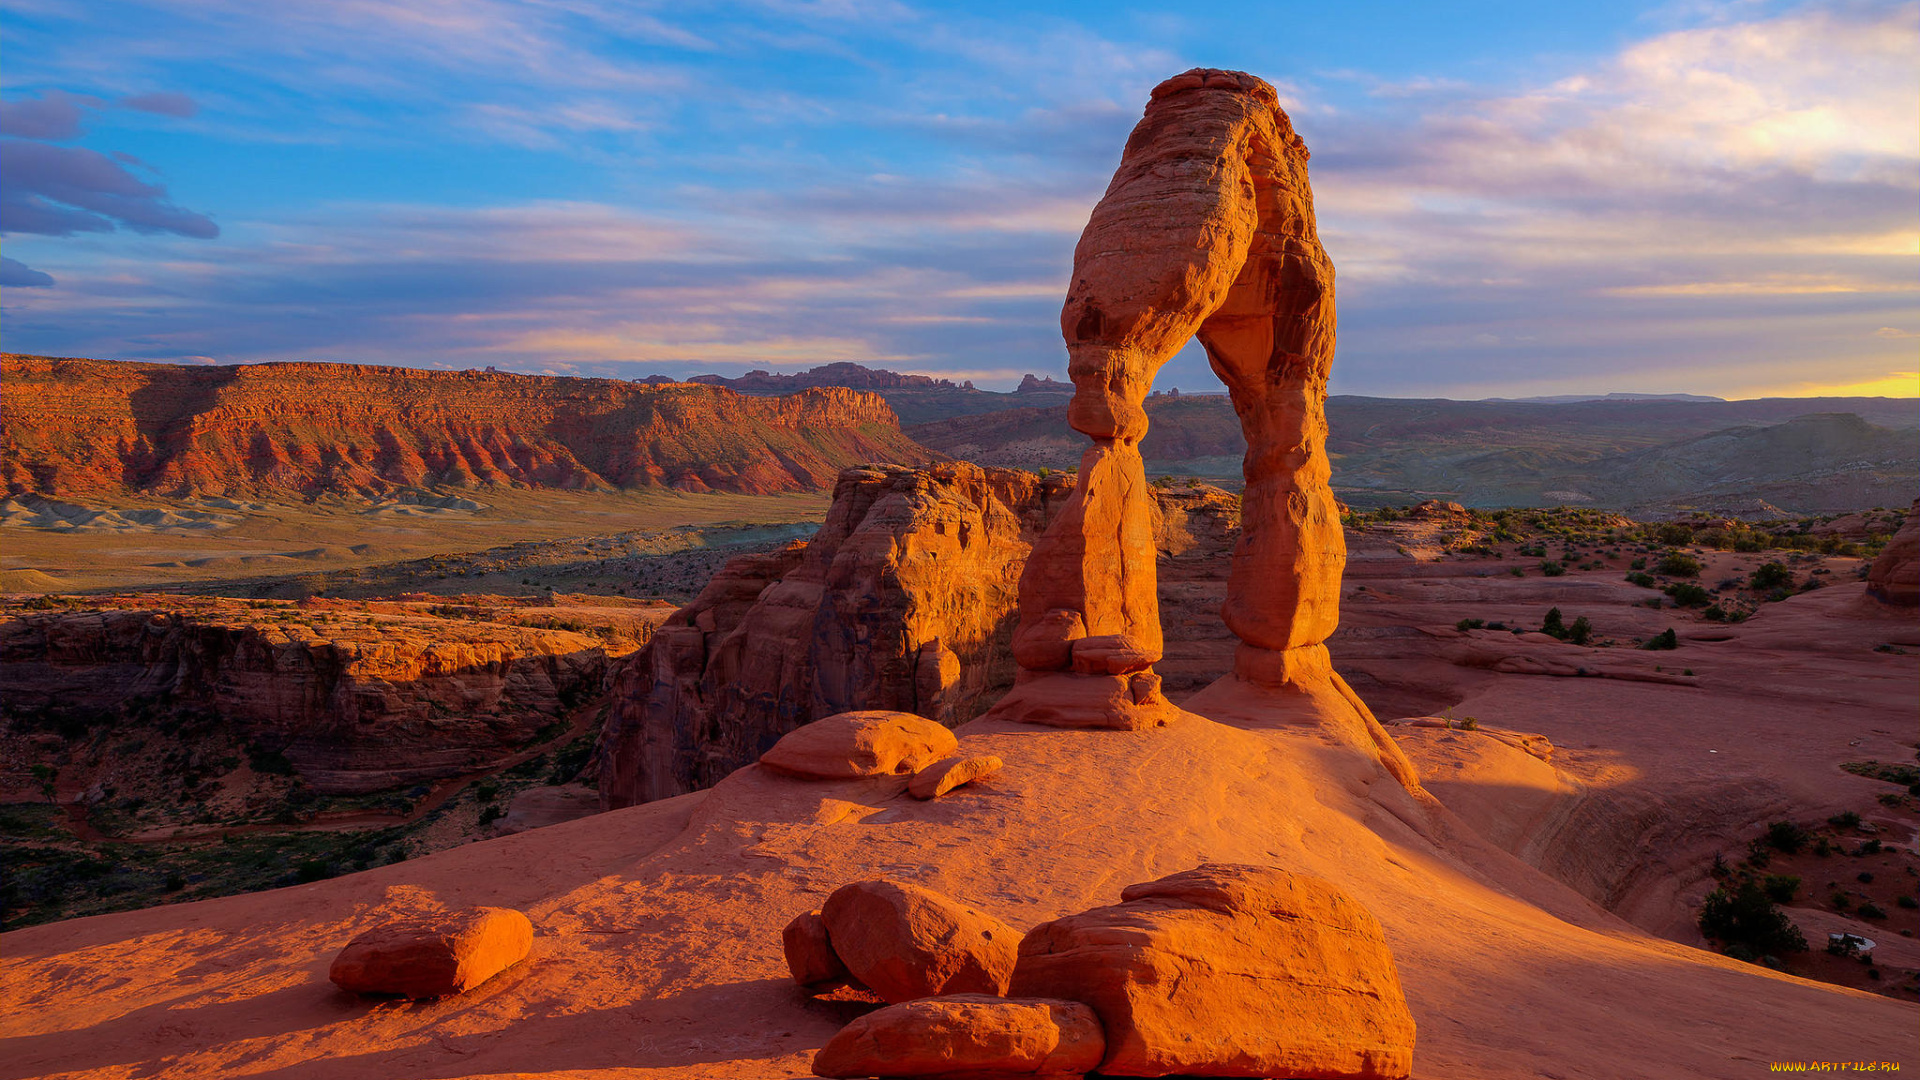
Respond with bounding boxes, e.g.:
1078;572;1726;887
1;355;934;501
669;362;1074;424
907;392;1918;516
1485;392;1726;404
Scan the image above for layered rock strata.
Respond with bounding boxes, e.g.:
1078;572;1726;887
0;597;631;793
1001;68;1344;728
1;354;930;499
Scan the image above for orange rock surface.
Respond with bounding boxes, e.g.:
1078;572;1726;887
759;712;959;780
1866;499;1918;605
0;354;930;500
812;994;1103;1079
782;909;850;990
907;753;1003;800
819;879;1022;1002
1011;864;1414;1079
327;906;532;998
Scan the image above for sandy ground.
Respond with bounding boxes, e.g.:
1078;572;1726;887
3;656;1913;1079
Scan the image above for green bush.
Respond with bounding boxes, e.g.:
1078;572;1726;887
1456;618;1485;631
1664;583;1712;607
1828;810;1862;829
1626;572;1656;588
1858;902;1887;920
1699;881;1808;956
1762;875;1801;904
1750;562;1793;590
1765;821;1810;853
1657;553;1702;577
1540;561;1566;577
1568;616;1593;646
1541;607;1567;638
1641;628;1678;651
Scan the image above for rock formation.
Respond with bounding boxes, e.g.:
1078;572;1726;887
759;711;959;780
1011;864;1415;1079
812;995;1104;1080
595;465;1238;808
1866;500;1918;605
328;906;533;998
0;596;634;793
995;69;1343;729
0;354;930;500
818;879;1022;1003
907;753;1003;800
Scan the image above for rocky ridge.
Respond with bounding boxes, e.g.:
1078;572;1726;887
1;354;931;501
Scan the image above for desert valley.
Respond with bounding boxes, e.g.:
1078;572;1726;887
1;18;1917;1080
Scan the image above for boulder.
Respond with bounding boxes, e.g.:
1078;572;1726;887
328;906;533;999
1866;501;1918;606
812;994;1104;1079
783;909;851;990
820;880;1021;1002
908;754;1004;800
1010;864;1415;1079
759;711;958;780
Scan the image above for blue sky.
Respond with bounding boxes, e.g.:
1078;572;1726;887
2;0;1915;399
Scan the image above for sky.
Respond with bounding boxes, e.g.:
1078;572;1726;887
1;0;1915;400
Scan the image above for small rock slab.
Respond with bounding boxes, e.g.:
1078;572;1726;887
821;880;1020;1002
329;906;532;999
760;711;958;780
812;994;1103;1079
783;908;852;990
1010;864;1415;1079
908;754;1004;800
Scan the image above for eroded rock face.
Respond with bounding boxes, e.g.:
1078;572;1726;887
812;994;1104;1080
596;467;1240;808
1006;68;1344;727
782;909;850;990
759;711;958;780
820;880;1021;1003
907;753;1004;800
1866;501;1918;606
0;354;930;499
1010;864;1415;1079
0;597;633;794
329;907;533;999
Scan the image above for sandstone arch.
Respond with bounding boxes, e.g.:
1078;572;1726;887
1000;68;1344;727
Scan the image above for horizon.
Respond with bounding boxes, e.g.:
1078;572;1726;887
2;1;1916;399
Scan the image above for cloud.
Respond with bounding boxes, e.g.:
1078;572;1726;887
0;140;218;238
0;92;91;140
0;256;55;286
119;91;197;118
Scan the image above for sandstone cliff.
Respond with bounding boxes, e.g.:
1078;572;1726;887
0;597;666;793
0;355;932;500
596;465;1238;807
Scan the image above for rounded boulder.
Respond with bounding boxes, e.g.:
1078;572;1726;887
759;711;958;780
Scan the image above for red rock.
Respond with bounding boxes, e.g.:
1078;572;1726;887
820;880;1020;1002
1010;864;1415;1079
0;354;929;500
759;711;958;780
782;909;850;990
812;994;1103;1079
1006;67;1347;715
1866;500;1918;605
328;906;533;999
907;754;1003;800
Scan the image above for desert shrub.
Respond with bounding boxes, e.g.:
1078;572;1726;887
1765;821;1810;854
1456;618;1485;631
1750;562;1793;590
1641;628;1678;651
1568;616;1593;646
1698;881;1808;956
1842;760;1920;786
1657;553;1702;577
1541;607;1567;638
1664;583;1712;608
1762;875;1801;904
1858;903;1887;920
478;804;506;826
1858;871;1875;883
1626;572;1656;588
1655;523;1693;546
1539;561;1566;577
1703;604;1729;622
1828;810;1862;829
1629;558;1647;570
474;781;500;803
1898;895;1918;910
1458;717;1479;731
1858;838;1883;855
